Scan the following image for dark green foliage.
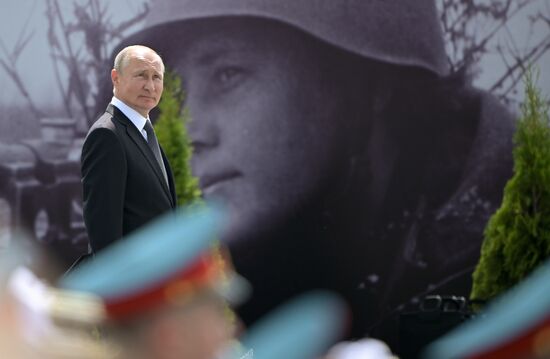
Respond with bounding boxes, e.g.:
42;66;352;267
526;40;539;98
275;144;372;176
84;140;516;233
155;70;201;206
471;69;550;301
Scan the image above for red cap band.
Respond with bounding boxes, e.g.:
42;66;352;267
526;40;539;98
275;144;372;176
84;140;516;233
104;253;224;320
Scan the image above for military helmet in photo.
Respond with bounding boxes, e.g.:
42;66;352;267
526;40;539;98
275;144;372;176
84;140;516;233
124;0;449;76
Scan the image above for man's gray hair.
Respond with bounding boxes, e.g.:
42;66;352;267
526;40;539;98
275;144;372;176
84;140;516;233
113;45;164;73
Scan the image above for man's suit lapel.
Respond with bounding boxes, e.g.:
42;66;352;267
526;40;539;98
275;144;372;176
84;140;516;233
108;105;175;206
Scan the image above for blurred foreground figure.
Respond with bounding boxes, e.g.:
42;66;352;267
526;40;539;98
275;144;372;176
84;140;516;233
324;339;399;359
3;207;351;358
0;241;110;359
113;0;515;347
424;259;550;359
61;205;246;359
62;204;350;359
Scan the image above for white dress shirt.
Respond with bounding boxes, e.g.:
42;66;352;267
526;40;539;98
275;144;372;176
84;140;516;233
111;96;150;141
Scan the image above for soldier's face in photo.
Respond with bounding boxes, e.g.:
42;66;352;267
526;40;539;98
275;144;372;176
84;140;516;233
172;19;358;241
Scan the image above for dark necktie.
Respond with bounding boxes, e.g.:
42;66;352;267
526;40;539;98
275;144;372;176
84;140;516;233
143;119;169;187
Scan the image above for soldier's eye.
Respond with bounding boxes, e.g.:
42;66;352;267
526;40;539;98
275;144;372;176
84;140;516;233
215;67;244;85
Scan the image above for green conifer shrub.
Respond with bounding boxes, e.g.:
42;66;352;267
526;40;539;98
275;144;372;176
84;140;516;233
155;72;235;322
155;70;201;206
471;69;550;302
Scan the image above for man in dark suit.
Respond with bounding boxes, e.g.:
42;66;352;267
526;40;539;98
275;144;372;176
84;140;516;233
81;45;176;254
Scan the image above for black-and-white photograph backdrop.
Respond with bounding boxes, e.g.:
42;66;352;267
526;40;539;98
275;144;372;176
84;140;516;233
1;0;549;353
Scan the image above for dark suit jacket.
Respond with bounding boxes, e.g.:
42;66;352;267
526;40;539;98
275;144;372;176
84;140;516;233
81;104;177;253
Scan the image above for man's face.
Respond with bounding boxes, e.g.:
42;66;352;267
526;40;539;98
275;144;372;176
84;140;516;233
173;20;355;241
112;49;164;117
147;295;236;359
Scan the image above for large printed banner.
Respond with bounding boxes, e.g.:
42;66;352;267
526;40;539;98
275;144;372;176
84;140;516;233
1;0;549;350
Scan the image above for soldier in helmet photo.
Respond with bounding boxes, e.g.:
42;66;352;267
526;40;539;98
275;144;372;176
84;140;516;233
113;0;515;348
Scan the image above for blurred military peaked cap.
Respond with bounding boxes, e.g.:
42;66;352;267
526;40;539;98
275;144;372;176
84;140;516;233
59;204;250;321
125;0;449;76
